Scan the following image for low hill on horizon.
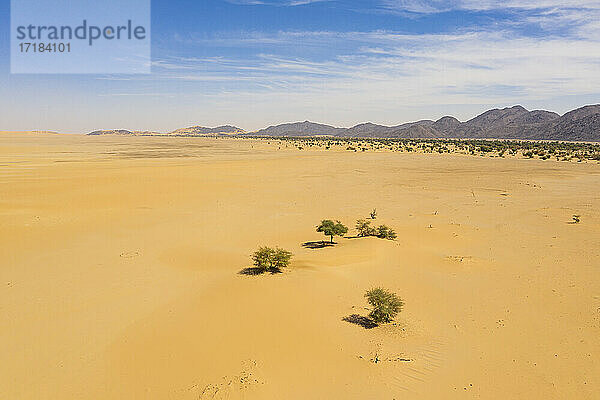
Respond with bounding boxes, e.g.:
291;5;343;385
252;121;346;137
88;125;245;137
84;104;600;141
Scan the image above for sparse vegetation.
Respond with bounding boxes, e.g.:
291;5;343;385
243;136;600;163
572;214;581;224
370;208;377;219
317;220;348;243
365;287;404;324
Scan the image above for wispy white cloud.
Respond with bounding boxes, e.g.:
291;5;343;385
379;0;600;40
380;0;600;13
147;29;600;115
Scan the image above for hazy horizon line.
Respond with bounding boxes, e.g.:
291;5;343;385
3;102;599;135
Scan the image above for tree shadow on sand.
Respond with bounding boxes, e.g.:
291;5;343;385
343;314;378;329
302;240;336;249
238;267;283;276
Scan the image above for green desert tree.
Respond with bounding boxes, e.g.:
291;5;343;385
316;220;348;243
365;287;404;324
356;219;376;237
251;246;293;273
376;225;397;240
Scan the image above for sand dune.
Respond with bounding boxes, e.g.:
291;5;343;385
1;133;598;399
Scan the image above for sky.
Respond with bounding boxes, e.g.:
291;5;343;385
0;0;599;133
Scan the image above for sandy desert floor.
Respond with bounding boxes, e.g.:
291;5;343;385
1;133;599;399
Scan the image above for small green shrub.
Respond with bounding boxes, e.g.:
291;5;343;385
365;288;404;324
376;225;397;240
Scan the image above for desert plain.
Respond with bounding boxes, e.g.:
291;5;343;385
1;132;599;399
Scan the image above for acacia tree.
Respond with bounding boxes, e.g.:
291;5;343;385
365;287;404;324
252;246;293;272
316;220;348;243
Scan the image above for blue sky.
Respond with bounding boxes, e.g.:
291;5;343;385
0;0;599;133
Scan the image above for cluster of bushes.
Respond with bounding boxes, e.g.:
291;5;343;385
245;213;404;327
248;213;396;275
314;212;397;243
355;219;397;240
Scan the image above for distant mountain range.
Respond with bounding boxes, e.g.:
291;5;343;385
87;104;600;141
